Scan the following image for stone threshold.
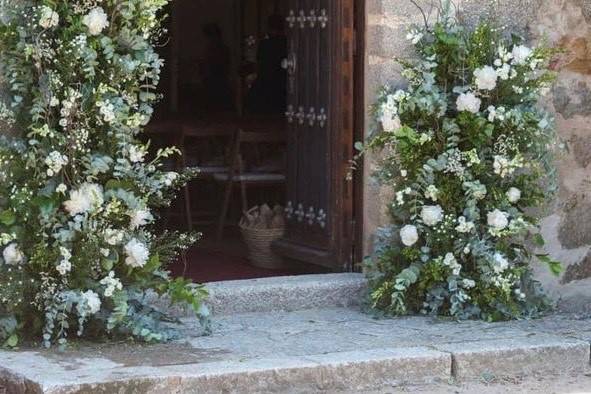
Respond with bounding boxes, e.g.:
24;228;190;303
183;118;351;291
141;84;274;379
152;273;368;317
1;308;590;393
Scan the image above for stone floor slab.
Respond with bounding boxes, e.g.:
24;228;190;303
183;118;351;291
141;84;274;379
434;335;590;380
1;308;591;393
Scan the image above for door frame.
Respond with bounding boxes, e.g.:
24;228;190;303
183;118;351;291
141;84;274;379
352;0;366;270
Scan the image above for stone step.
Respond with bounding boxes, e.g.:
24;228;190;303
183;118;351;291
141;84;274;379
156;273;368;317
1;309;590;393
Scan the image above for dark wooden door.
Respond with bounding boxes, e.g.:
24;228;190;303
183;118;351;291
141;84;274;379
274;0;355;270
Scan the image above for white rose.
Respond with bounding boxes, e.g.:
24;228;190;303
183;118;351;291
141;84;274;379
511;45;532;65
492;253;509;273
63;183;104;216
400;225;419;247
473;66;498;91
421;205;444;227
129;209;153;229
39;6;59;29
456;92;481;114
83;7;109;36
506;187;522;203
380;113;401;133
124;238;149;268
3;243;24;265
82;290;101;314
487;209;509;230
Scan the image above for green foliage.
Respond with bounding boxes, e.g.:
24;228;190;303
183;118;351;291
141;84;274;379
0;0;208;347
362;6;562;321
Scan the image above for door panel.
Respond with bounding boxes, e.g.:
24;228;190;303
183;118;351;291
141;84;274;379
275;0;354;269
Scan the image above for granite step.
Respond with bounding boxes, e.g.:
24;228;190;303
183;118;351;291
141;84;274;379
1;309;590;393
153;273;368;317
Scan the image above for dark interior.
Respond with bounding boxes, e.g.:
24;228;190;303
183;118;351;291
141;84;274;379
147;0;319;282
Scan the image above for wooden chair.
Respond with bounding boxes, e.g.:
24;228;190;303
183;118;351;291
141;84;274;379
214;127;286;240
181;119;235;230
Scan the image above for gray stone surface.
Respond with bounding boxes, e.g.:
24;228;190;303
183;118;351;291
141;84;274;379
206;273;367;315
151;273;368;317
435;335;590;380
1;308;591;393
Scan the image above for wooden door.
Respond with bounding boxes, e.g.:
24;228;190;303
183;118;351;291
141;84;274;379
274;0;355;270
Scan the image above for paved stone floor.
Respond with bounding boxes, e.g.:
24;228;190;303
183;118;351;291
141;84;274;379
1;308;591;393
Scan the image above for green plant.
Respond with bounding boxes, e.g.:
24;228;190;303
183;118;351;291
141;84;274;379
361;6;561;321
0;0;208;347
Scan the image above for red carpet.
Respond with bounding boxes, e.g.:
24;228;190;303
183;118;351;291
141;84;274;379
170;247;294;283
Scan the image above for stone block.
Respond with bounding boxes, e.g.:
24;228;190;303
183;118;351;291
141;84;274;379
434;335;590;380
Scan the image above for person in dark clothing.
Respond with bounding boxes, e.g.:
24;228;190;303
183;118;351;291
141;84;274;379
246;15;287;115
200;23;233;112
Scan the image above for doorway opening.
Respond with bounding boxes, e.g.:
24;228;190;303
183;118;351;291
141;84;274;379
147;0;363;283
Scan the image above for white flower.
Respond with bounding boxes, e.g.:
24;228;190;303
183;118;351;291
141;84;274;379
462;278;476;289
406;29;424;44
128;145;146;163
473;66;498;91
3;243;24;265
396;191;405;206
496;63;511;80
104;229;124;246
380;113;401;133
100;271;123;298
56;183;68;194
63;183;104;216
39;6;59;29
511;45;532;65
492;253;509;273
487;209;509;231
506;187;522;203
443;253;462;276
124;238;149;268
493;155;519;178
456;92;481;113
392;89;408;102
83;7;109;36
129;209;153;229
163;172;178;186
425;185;439;201
81;290;101;314
97;101;115;123
400;169;408;178
45;151;68;176
455;216;475;233
56;247;72;276
421;205;444;226
56;259;71;276
400;225;419;247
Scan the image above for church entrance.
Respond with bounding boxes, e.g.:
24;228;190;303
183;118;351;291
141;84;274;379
148;0;363;282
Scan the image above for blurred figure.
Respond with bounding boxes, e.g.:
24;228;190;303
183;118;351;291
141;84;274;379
246;14;287;115
200;23;233;112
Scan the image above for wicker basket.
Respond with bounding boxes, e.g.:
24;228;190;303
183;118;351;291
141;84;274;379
239;207;286;270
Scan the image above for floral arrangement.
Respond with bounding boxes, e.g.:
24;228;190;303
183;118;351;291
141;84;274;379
0;0;208;348
362;8;562;321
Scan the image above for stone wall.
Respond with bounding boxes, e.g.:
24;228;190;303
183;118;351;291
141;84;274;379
363;0;591;311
